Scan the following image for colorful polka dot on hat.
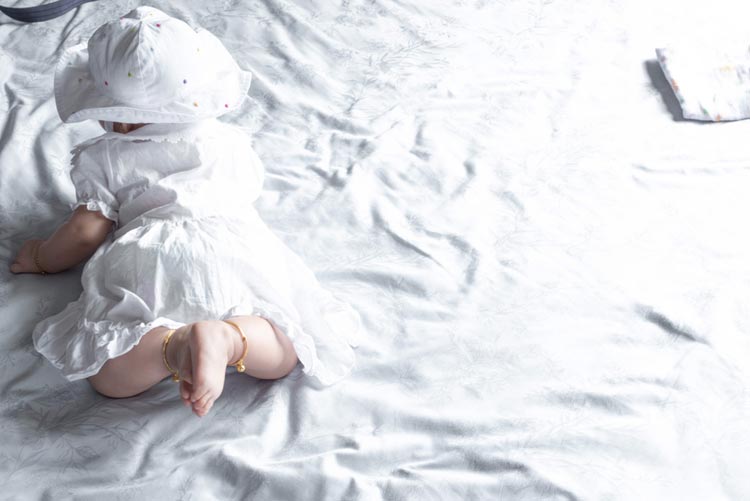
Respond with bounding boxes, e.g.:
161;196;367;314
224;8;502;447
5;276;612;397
54;6;252;124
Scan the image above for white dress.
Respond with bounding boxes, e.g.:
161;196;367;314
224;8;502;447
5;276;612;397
32;119;363;386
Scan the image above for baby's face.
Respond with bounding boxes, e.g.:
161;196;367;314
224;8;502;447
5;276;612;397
99;121;148;134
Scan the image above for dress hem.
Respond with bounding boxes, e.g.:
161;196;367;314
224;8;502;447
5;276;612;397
33;295;362;387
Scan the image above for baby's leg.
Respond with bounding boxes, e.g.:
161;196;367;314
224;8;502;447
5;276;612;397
87;316;298;417
175;316;297;416
87;325;173;398
223;315;299;380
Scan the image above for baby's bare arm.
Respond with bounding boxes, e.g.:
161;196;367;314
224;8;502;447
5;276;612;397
10;206;113;274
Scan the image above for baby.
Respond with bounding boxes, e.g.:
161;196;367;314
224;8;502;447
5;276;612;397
9;6;362;417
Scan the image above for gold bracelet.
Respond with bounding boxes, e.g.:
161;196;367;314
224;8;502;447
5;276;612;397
223;320;248;373
32;240;49;275
162;329;180;382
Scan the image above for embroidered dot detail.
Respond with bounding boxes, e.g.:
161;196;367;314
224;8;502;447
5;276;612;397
128;72;133;78
193;101;199;107
78;78;83;83
224;104;229;108
104;81;109;86
183;79;187;84
156;23;161;27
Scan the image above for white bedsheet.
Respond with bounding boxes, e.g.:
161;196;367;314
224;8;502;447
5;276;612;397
1;0;750;499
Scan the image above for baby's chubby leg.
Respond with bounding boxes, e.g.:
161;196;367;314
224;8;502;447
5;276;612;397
172;317;299;416
87;325;173;398
87;316;298;417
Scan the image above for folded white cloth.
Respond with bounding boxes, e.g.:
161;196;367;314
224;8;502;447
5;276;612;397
656;44;750;121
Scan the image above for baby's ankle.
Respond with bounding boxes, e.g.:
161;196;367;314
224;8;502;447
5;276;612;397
165;325;189;369
217;321;243;364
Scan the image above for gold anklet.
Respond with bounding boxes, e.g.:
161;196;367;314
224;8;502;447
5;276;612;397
223;320;248;373
32;240;49;275
162;328;180;382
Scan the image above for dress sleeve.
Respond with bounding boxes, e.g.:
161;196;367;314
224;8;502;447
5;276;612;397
69;142;120;227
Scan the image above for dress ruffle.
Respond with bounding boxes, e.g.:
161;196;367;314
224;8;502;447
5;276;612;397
33;290;363;386
69;199;119;227
32;300;185;381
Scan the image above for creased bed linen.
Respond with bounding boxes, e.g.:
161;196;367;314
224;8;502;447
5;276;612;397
1;0;750;499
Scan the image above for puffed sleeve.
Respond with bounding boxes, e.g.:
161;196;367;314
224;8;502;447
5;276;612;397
69;141;120;228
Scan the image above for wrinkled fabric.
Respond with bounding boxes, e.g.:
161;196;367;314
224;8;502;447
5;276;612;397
2;0;750;500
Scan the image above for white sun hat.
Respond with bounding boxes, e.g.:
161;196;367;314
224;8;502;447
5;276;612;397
54;5;252;124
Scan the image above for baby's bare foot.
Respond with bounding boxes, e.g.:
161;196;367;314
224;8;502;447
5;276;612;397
167;320;238;417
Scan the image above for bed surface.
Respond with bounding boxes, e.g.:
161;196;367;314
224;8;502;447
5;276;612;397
1;0;750;499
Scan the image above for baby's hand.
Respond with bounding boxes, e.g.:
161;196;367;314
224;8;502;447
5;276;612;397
10;239;45;274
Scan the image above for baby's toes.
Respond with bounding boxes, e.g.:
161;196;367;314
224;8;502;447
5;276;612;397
194;400;215;417
189;376;211;403
190;368;223;408
192;391;214;416
179;380;193;407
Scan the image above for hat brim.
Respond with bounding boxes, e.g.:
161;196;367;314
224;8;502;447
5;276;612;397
54;30;252;124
